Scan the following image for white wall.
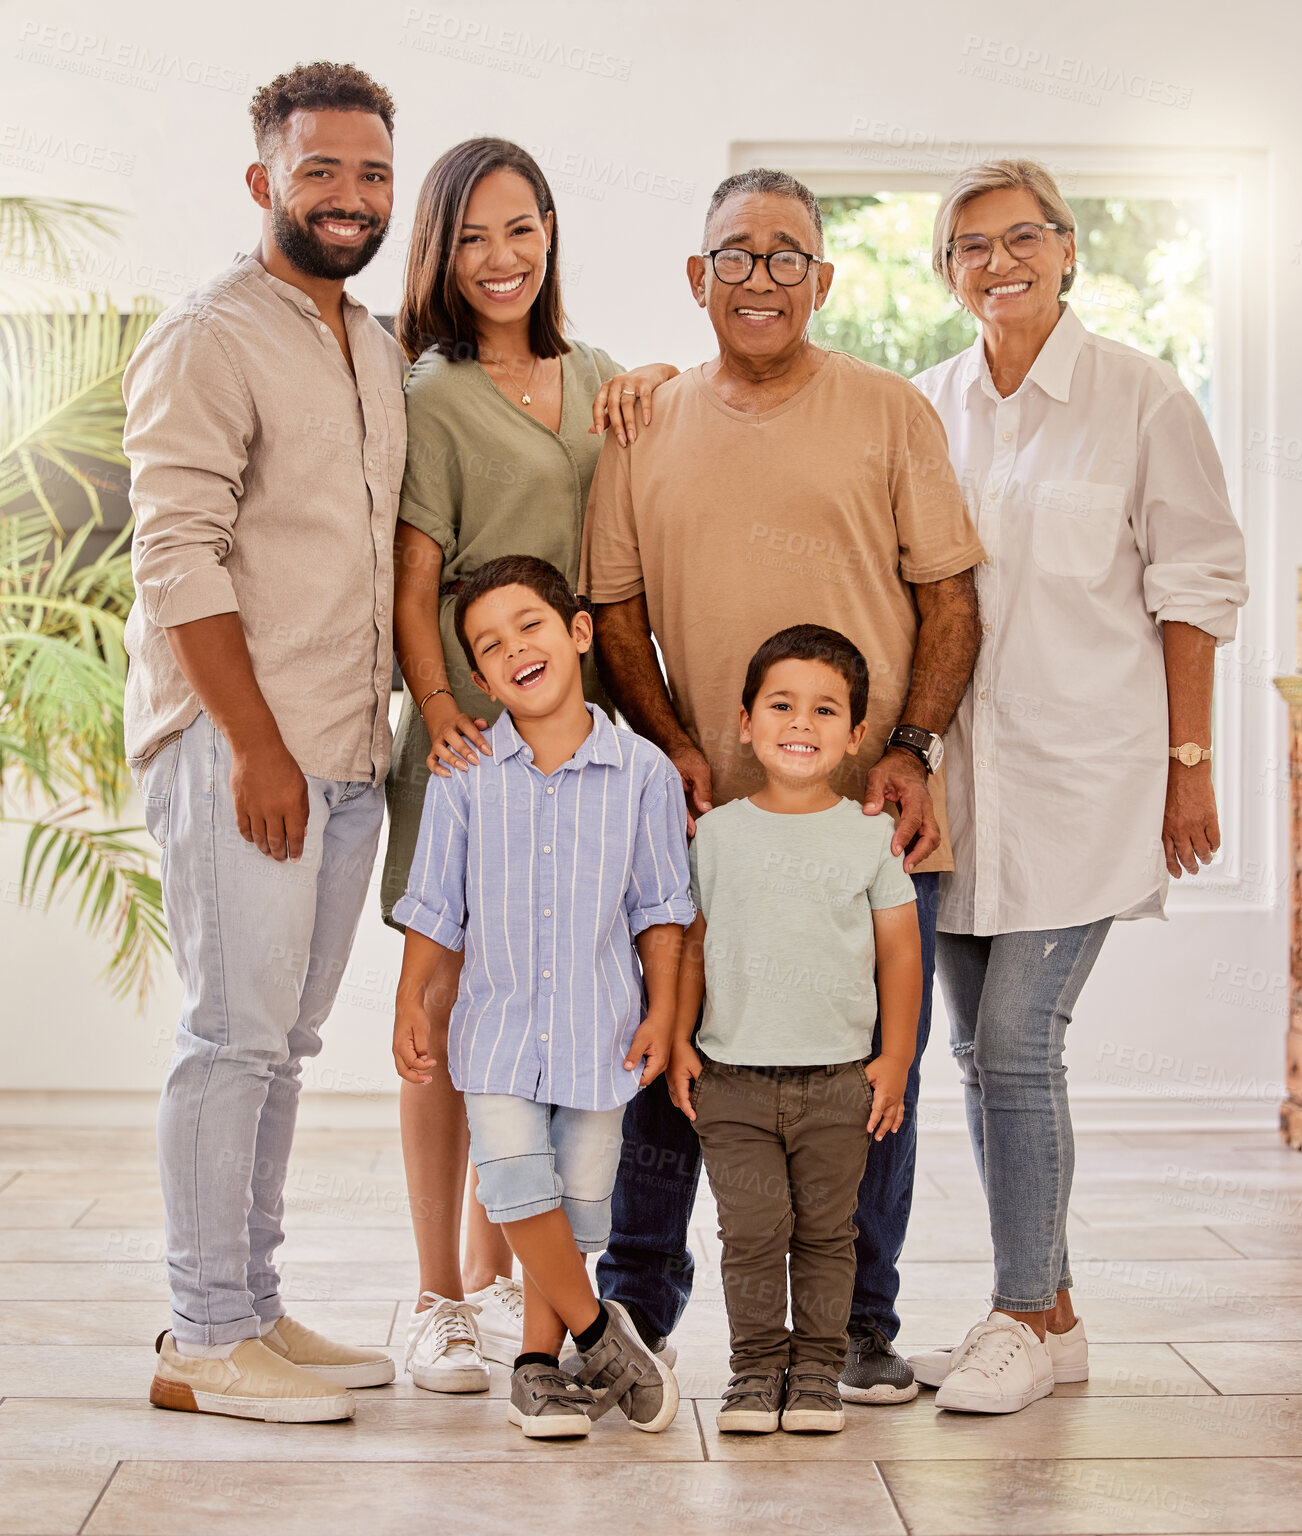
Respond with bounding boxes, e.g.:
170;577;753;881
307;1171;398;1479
2;0;1296;1112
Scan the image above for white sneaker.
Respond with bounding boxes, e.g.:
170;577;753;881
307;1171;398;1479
464;1276;525;1367
911;1315;1088;1388
933;1318;1055;1414
404;1294;490;1393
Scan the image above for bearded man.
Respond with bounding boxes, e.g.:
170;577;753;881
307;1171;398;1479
123;62;405;1422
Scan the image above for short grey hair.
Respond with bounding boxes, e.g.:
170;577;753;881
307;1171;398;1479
704;168;824;256
931;158;1076;296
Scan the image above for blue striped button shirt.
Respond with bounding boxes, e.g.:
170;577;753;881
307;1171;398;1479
392;704;696;1110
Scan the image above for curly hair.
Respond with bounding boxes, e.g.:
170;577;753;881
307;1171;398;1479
249;61;395;160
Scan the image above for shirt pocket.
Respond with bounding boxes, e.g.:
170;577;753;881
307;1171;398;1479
380;386;409;496
1029;480;1126;579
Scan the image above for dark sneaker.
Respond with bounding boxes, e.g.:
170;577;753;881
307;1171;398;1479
571;1300;680;1432
716;1368;784;1433
841;1322;919;1404
507;1362;596;1439
780;1366;845;1432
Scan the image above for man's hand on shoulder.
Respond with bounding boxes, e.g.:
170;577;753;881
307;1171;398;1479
861;747;939;872
668;743;714;837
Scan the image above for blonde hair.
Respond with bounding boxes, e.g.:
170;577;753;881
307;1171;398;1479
931;158;1076;297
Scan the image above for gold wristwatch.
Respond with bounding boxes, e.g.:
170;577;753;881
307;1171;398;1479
1169;742;1212;767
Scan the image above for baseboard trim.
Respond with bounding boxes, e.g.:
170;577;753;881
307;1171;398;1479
0;1088;1283;1134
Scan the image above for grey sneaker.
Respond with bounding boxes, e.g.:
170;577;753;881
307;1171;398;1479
507;1362;596;1439
620;1301;679;1370
570;1300;680;1432
716;1368;785;1433
840;1322;919;1404
780;1365;845;1432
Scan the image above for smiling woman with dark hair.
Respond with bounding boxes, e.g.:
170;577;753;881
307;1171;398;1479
379;137;678;1395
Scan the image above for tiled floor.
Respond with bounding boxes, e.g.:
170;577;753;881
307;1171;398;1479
1;1112;1300;1535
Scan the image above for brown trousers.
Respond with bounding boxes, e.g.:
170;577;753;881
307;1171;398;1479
692;1054;873;1372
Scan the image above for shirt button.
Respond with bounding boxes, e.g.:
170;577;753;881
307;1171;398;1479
319;323;329;333
1001;431;1013;442
978;758;989;768
542;844;552;854
542;969;551;979
982;621;993;634
546;786;555;795
979;689;989;702
543;908;552;917
540;1033;550;1043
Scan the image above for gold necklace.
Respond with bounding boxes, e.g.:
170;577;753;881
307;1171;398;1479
482;351;540;405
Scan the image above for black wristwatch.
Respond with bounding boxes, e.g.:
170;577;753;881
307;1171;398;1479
887;724;944;775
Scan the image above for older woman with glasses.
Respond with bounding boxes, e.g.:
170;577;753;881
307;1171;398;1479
905;160;1247;1414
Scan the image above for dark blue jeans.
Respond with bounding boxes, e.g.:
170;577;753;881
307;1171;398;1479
597;872;939;1342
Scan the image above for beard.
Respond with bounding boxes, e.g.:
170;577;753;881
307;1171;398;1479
270;198;389;280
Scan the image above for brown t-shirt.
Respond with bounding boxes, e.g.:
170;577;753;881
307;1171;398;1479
578;350;985;872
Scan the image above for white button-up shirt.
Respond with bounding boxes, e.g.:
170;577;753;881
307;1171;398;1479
913;306;1247;936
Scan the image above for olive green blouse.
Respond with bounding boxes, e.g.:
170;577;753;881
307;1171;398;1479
381;339;623;926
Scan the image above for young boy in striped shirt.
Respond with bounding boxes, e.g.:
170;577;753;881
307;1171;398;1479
392;555;695;1439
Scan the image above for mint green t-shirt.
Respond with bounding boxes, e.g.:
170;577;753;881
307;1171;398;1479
689;796;916;1066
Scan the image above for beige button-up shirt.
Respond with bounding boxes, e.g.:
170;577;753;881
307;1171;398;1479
123;253;407;781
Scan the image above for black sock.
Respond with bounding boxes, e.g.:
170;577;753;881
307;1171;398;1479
514;1351;559;1371
574;1303;608;1354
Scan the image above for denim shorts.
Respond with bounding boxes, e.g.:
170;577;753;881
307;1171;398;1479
464;1093;627;1252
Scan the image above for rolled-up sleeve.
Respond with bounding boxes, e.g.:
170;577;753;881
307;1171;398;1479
1134;389;1248;644
391;773;470;950
625;760;696;936
123;312;253;629
398;369;462;560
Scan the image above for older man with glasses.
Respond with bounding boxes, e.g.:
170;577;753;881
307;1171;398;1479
579;167;985;1408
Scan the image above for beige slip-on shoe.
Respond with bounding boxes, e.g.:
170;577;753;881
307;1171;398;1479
261;1315;396;1388
149;1332;354;1422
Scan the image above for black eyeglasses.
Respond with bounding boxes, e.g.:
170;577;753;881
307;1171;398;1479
946;222;1062;270
705;247;822;286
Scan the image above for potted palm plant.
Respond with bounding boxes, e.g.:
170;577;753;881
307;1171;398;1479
1;197;166;1001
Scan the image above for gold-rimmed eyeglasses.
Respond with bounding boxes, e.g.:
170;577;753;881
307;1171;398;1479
947;222;1062;270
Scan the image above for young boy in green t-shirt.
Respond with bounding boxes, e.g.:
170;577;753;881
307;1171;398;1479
667;623;923;1435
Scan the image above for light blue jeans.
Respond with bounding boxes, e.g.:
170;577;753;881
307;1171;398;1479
936;919;1112;1312
138;714;383;1346
464;1092;626;1252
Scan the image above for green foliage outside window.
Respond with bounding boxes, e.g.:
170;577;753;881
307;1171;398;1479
811;191;1212;412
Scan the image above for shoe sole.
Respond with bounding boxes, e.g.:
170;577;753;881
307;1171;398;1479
604;1301;679;1433
298;1358;396;1388
507;1403;590;1439
410;1364;490;1393
936;1378;1055;1414
716;1409;780;1433
780;1409;845;1433
476;1331;522;1368
149;1375;353;1422
911;1354;1087;1389
841;1379;919;1404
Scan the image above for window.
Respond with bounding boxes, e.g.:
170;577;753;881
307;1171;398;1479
811;190;1214;413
